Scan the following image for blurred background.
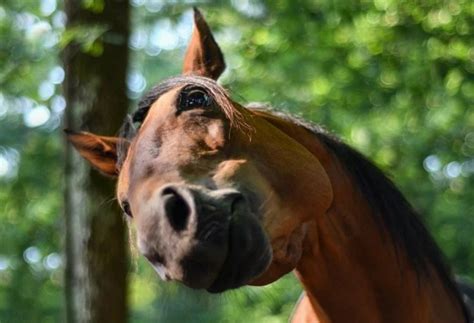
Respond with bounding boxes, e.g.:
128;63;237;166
0;0;473;322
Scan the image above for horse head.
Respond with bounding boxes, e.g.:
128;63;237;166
67;8;333;293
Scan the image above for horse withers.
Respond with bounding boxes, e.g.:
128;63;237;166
67;8;471;323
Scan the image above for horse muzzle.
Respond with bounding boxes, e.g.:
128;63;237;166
136;183;272;292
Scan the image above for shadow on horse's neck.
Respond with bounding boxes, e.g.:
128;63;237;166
251;109;468;323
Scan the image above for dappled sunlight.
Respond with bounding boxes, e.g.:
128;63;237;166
0;155;11;178
40;0;57;17
0;147;20;180
127;71;148;99
23;105;51;128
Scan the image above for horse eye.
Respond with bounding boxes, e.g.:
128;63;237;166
179;89;211;111
121;200;132;218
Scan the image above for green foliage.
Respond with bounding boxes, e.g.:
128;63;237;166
60;24;108;56
0;0;65;322
0;0;473;322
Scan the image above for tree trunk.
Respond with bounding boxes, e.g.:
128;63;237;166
63;1;130;322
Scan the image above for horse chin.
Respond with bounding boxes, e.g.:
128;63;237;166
205;212;272;293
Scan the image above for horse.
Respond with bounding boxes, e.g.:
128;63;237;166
67;8;472;323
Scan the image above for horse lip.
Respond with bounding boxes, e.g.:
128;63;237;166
205;257;237;293
207;220;237;290
205;217;272;293
206;246;272;293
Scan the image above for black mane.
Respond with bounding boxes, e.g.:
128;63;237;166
273;112;470;321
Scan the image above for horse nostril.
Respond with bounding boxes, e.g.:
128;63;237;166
161;186;191;232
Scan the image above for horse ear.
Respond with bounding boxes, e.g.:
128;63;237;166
182;8;226;80
65;130;122;177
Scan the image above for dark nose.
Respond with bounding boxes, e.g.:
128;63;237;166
221;191;245;214
143;185;248;287
159;185;194;232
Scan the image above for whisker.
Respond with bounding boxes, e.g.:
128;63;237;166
97;196;118;208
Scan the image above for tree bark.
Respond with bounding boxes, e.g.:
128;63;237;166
63;1;130;322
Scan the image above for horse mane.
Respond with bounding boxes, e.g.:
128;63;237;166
254;107;470;321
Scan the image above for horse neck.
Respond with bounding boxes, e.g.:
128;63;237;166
252;110;466;323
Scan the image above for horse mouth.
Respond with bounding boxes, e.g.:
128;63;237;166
206;248;272;293
138;185;272;292
168;210;272;293
205;213;272;293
